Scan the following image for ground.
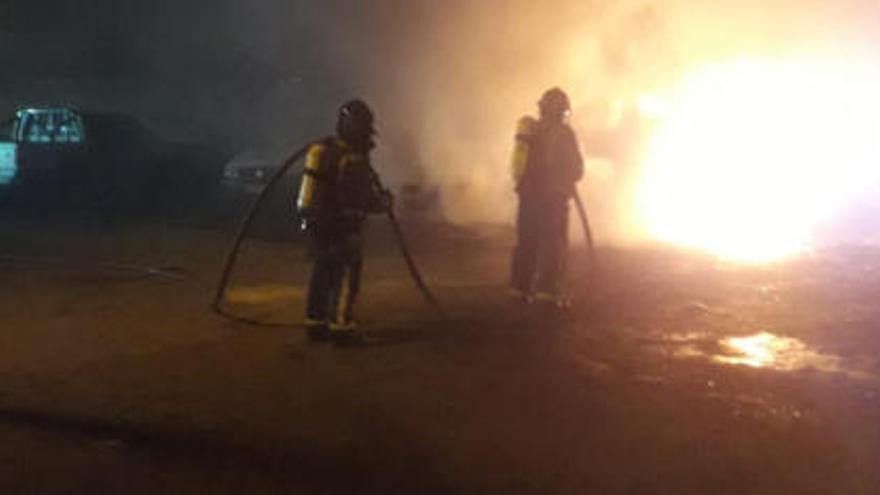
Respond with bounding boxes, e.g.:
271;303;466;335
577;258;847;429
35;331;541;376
0;213;878;494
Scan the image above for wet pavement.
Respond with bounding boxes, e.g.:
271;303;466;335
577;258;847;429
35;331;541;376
0;218;878;494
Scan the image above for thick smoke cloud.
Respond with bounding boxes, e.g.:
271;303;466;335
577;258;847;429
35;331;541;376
349;0;880;241
3;0;879;241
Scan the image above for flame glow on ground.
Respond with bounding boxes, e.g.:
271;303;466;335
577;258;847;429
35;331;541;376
635;57;880;262
715;332;840;372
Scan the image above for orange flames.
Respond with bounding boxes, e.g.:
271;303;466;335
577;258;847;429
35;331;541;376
634;57;880;262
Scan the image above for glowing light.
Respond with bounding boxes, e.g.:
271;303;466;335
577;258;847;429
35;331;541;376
637;58;880;262
717;333;780;368
715;332;840;372
637;93;668;118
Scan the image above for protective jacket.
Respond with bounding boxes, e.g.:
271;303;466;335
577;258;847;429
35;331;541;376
511;116;583;198
297;137;388;225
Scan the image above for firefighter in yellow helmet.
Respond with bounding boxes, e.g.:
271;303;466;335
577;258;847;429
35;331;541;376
297;99;393;345
510;88;584;307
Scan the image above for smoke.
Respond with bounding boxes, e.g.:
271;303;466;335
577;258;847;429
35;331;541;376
350;0;695;237
329;0;677;232
342;0;880;246
4;0;880;247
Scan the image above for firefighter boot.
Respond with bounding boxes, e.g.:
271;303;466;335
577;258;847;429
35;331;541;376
305;319;330;342
508;288;532;305
330;320;365;347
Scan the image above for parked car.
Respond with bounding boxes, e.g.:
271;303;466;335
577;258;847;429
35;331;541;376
0;106;230;212
0;107;87;188
221;145;300;197
218;145;304;236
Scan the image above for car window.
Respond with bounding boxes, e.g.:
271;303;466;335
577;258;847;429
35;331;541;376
19;110;85;144
56;112;85;143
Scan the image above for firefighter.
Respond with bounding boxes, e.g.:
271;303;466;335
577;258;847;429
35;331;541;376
297;99;393;344
510;88;584;307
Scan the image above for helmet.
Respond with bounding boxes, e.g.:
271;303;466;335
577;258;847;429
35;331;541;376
336;99;376;145
538;87;571;120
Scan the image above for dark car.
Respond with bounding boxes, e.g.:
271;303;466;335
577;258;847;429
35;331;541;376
1;108;87;187
216;145;305;236
218;144;442;233
0;107;230;213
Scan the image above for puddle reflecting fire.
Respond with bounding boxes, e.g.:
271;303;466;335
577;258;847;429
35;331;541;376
715;332;840;372
650;329;878;384
659;330;846;373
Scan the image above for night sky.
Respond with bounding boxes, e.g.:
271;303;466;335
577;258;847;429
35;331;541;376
0;0;434;147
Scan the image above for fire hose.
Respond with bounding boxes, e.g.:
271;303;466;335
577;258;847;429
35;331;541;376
211;142;443;325
210;143;312;324
572;191;596;288
366;166;443;314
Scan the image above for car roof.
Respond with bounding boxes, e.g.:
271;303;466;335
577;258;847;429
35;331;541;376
227;145;303;168
16;107;81;117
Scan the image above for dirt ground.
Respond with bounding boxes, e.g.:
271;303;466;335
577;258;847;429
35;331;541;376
0;214;878;494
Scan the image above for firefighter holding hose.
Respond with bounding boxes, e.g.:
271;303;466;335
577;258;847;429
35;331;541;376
297;100;393;344
510;88;584;308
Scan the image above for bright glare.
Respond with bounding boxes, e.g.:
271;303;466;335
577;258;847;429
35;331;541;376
637;58;880;262
715;332;840;372
717;333;781;368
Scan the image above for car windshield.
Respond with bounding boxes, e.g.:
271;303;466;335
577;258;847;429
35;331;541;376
17;109;85;144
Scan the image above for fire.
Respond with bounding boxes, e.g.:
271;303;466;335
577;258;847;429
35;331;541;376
635;57;880;262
